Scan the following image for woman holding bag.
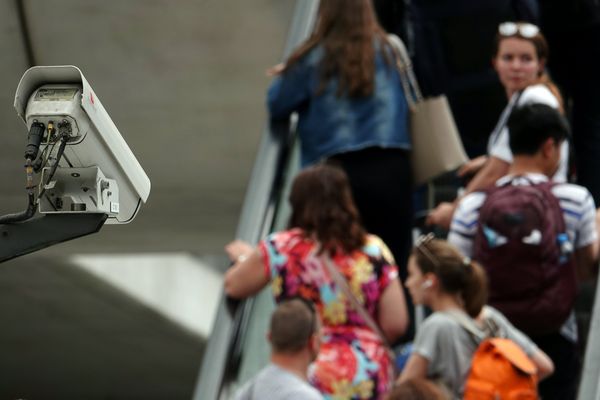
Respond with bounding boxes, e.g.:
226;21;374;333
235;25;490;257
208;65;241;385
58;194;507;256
266;0;415;299
224;164;409;399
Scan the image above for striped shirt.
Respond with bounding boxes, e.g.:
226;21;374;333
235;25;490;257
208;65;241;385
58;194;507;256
448;173;597;341
449;173;596;256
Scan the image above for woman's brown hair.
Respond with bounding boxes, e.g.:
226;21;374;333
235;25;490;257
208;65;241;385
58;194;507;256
288;164;366;254
282;0;392;98
492;22;564;112
413;239;488;318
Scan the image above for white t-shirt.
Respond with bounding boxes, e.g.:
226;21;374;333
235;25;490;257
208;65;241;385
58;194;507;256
234;364;322;400
487;84;569;182
448;173;597;341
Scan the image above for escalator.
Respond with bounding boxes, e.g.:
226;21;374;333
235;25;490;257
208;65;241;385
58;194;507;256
192;1;600;399
191;2;319;399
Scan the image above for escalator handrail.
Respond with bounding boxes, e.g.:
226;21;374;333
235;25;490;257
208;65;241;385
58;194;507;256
578;280;600;400
191;2;319;399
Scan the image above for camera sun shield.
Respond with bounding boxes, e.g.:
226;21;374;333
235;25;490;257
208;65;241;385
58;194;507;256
14;66;150;224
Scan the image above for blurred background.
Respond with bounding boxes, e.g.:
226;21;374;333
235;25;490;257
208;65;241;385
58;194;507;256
0;1;295;398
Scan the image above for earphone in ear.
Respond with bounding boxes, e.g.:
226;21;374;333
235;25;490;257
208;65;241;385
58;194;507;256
421;280;433;289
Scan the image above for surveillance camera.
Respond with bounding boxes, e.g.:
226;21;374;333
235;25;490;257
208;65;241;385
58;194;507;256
13;66;150;224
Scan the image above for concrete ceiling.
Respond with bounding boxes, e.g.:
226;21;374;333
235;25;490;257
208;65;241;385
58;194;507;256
0;1;296;398
1;0;296;256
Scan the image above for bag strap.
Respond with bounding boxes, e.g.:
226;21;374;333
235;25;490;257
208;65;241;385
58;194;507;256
489;90;524;147
443;309;488;345
319;252;393;350
387;34;422;111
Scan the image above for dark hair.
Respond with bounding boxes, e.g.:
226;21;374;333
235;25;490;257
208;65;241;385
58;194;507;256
289;164;366;254
270;298;317;353
386;379;449;400
492;22;564;110
283;0;392;97
507;103;570;156
413;239;487;318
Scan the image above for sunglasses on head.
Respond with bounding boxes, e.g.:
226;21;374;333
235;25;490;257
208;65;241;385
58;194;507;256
415;233;440;268
498;22;540;38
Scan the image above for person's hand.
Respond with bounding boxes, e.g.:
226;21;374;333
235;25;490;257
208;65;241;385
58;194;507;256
225;240;254;263
458;155;488;178
266;63;285;77
426;202;456;229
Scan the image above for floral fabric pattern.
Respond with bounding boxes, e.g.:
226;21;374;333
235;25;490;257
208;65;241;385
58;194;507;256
259;228;399;399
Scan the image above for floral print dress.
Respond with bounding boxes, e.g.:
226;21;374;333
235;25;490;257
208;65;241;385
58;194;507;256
259;228;399;399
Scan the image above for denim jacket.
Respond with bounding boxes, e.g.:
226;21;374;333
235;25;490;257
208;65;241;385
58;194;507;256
267;42;411;167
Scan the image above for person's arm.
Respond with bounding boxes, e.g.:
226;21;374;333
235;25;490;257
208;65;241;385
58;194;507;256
224;240;270;299
267;59;312;120
397;353;429;383
574;243;598;282
377;278;409;342
446;192;487;258
464;156;510;195
530;349;554;381
486;307;554;381
457;155;488;179
427;156;509;229
571;199;600;281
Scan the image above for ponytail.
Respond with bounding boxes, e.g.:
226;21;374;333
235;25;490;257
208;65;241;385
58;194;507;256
537;72;565;115
461;259;488;318
413;239;488;318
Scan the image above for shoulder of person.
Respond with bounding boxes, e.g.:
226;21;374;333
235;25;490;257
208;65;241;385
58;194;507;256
363;233;395;260
265;228;310;248
286;384;323;400
302;45;324;66
518;84;559;108
266;228;296;242
481;305;509;324
421;311;463;331
551;182;596;207
364;233;388;250
456;191;487;215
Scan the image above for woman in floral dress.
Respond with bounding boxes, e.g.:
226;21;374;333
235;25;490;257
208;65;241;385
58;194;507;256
225;165;409;399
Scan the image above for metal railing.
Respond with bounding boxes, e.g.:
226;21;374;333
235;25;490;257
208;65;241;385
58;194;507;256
191;2;318;399
578;281;600;400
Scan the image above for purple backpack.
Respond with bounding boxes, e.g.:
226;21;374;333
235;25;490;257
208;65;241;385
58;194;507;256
473;179;577;335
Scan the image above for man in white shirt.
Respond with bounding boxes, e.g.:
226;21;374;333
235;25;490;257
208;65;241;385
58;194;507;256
234;299;322;400
448;104;598;400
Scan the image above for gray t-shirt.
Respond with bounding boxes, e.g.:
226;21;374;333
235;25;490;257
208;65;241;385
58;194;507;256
234;364;322;400
413;306;538;399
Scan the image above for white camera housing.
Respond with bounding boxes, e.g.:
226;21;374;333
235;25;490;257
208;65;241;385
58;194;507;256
14;66;150;224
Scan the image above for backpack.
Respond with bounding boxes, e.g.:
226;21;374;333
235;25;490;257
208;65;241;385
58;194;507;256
447;310;539;400
472;178;577;335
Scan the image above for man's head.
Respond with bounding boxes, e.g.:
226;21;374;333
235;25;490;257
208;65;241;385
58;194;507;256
268;298;320;360
508;103;570;176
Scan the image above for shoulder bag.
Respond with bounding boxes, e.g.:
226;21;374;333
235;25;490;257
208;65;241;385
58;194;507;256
388;34;468;186
319;252;397;377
